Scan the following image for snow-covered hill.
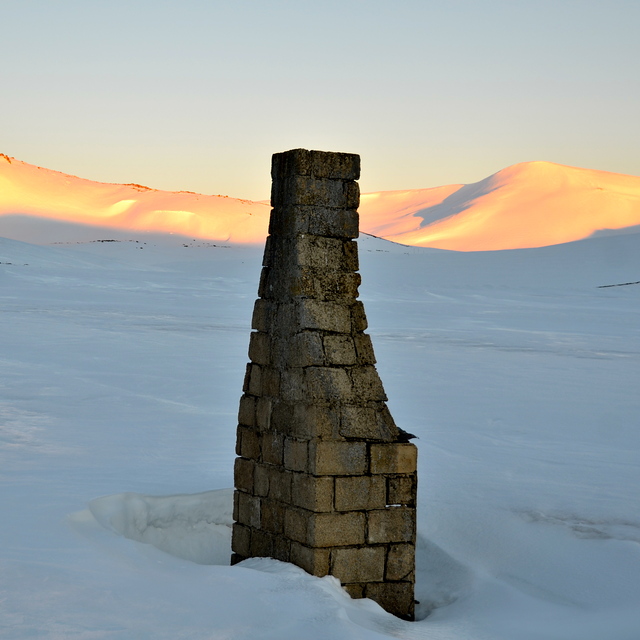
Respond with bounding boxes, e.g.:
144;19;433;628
2;153;640;250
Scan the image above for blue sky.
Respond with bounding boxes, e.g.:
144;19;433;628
2;0;639;199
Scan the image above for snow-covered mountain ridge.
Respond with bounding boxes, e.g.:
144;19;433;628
2;154;639;250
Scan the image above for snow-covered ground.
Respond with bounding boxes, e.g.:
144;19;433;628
1;230;639;639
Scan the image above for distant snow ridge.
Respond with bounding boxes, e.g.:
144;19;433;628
2;155;640;250
89;489;234;565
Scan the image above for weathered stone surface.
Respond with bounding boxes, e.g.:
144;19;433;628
272;175;359;209
342;583;365;599
250;529;274;558
386;544;415;581
354;333;376;365
234;457;254;493
331;547;385;583
238;396;256;428
283;438;308;472
350;366;387;402
255;396;272;431
295;299;352;333
305;367;353;404
245;364;262;396
351;301;368;332
233;149;416;621
367;508;416;544
271;148;360;183
268;205;359;239
231;523;251;557
290;542;330;576
339;405;395;440
261;499;285;534
251;298;272;332
309;441;367;476
268;466;292;503
286;332;324;368
236;425;260;459
311;511;366;547
291;473;334;512
261;431;283;465
248;332;270;366
334;475;386;511
254;463;270;497
387;475;417;507
370;443;417;474
365;582;415;621
323;334;357;366
235;492;261;529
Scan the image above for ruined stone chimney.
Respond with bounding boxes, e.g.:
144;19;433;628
231;148;417;620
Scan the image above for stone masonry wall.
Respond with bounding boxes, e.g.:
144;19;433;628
231;148;417;620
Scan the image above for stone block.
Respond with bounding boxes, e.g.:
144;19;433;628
285;508;365;547
343;240;359;271
283;438;308;472
255;396;272;431
236;491;261;529
238;395;256;428
350;366;387;402
268;466;292;503
261;430;283;465
339;405;395;441
309;441;367;476
291;473;334;512
248;331;270;366
370;443;417;475
386;544;415;581
268;205;359;240
305;367;353;404
256;396;272;431
231;523;251;557
288;234;345;271
250;529;274;558
351;302;368;332
323;335;357;366
272;403;339;439
353;333;376;365
251;298;272;332
294;269;360;302
260;498;285;534
271;149;360;183
331;547;385;583
287;332;325;367
278;369;305;405
254;463;270;497
334;475;386;511
365;582;414;621
296;299;352;334
234;457;254;493
312;511;366;547
272;175;358;209
387;475;416;507
245;364;262;396
290;542;330;576
272;536;291;563
261;367;280;397
342;583;364;599
236;425;260;459
367;508;415;544
284;506;309;544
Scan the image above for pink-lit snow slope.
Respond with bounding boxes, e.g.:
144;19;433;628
2;153;640;250
0;154;271;243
